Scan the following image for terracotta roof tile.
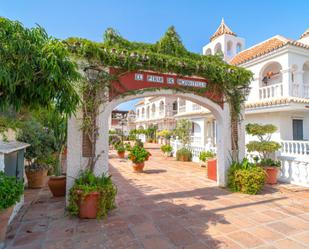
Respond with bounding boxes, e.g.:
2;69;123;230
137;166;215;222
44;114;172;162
230;36;309;66
300;28;309;39
210;18;237;42
245;97;309;109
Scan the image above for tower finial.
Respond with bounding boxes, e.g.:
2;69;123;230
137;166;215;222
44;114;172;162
210;18;237;42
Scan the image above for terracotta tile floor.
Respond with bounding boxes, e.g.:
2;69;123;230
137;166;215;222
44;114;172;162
4;144;309;249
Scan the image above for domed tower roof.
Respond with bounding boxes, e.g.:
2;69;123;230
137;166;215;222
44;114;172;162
210;18;237;42
300;28;309;39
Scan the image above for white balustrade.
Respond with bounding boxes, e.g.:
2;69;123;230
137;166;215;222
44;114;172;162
190;136;202;145
303;84;309;98
280;140;309;157
259;83;283;99
171;139;216;162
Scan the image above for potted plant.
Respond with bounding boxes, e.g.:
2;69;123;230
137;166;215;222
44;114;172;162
116;144;125;158
246;123;281;184
128;145;151;172
0;172;24;247
160;144;173;157
176;148;192;162
199;151;216;167
68;170;117;219
17;119;56;189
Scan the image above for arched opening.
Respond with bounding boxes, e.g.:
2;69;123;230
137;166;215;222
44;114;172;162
136;109;140;119
205;48;212;55
303;61;309;84
141;107;145;119
146;106;150;119
151;103;156;118
214;43;222;55
303;61;309;98
159;100;164;116
236;43;242;54
259;62;283;99
66;88;235;194
227;41;233;57
260;62;283;87
172;100;178;115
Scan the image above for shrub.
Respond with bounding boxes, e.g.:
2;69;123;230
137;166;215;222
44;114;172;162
199;151;215;162
174;119;192;145
0;172;24;211
115;144;125;153
109;134;121;147
258;158;281;168
176;148;192;161
227;158;266;195
68;170;117;218
160;144;173;153
128;145;151;163
17;119;56;169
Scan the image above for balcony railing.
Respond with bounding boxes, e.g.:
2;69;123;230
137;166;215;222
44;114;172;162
280;140;309;157
192;104;202;111
190;136;202;145
259;83;283;99
179;106;186;113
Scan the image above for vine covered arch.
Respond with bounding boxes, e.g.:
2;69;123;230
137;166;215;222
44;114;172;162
65;26;252;196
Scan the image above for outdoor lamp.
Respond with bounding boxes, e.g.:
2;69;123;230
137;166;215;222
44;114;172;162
84;67;100;81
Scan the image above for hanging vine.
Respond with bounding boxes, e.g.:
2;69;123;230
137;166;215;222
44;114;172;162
67;26;252;170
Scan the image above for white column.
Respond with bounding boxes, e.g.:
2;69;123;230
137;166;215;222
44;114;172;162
281;69;291;97
295;70;304;97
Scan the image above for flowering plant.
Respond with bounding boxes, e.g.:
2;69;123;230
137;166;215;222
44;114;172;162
128;145;151;164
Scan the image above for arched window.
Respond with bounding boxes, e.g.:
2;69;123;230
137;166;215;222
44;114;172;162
159;101;164;115
260;62;283;87
227;41;233;57
205;48;212;55
136;109;140;118
303;61;309;84
214;43;222;55
172;100;178;114
151;103;156;117
141;108;145;118
236;43;242;54
146;106;150;119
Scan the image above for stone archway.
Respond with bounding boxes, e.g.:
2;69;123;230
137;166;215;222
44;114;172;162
66;70;245;196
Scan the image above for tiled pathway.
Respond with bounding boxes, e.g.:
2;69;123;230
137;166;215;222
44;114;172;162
4;144;309;249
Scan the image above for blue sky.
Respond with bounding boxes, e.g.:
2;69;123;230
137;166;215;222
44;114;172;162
1;0;308;110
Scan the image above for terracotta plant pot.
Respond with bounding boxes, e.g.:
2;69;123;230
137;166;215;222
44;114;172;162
207;159;217;181
264;167;279;184
0;206;13;247
178;155;189;162
48;175;66;197
132;162;145;172
26;169;48;189
117;151;125;158
78;191;100;219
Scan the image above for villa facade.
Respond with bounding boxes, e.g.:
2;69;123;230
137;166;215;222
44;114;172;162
133;20;309;186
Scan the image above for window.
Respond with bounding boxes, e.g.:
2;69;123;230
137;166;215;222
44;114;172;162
236;43;242;54
293;119;303;140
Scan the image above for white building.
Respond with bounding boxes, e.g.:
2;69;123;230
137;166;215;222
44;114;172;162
134;20;309;186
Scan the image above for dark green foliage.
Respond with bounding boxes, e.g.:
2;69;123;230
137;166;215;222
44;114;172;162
68;170;117;218
160;144;173;153
0;172;24;211
115;144;125;153
128;145;151;163
0;17;80;114
246;123;281;159
134;139;144;148
199;151;216;162
16;119;56;164
176;148;192;161
227;158;266;195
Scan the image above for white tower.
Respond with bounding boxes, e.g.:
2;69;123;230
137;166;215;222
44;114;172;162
202;18;245;62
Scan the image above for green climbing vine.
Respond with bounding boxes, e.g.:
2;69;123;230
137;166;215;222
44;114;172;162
67;26;252;168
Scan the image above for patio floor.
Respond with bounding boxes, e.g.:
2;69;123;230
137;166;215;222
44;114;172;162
4;144;309;249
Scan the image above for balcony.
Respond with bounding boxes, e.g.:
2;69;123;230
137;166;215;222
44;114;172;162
190;136;202;145
280;140;309;157
259;83;283;100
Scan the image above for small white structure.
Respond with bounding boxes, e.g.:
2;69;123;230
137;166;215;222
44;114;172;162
0;141;30;224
